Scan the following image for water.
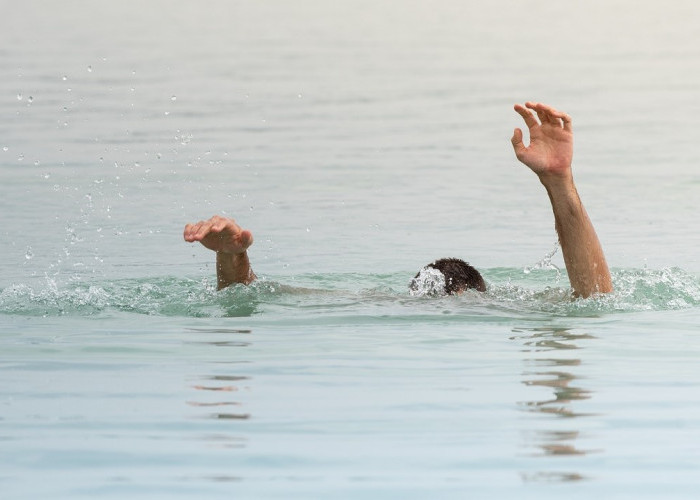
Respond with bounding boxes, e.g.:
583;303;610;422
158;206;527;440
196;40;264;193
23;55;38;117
2;0;700;498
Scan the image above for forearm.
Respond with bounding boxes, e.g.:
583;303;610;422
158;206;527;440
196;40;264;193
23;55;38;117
541;174;612;297
216;251;256;290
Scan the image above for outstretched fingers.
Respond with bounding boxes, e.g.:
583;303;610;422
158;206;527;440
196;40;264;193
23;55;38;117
184;215;254;255
194;220;216;241
184;217;227;242
514;103;539;129
209;215;230;233
184;221;206;242
525;102;572;131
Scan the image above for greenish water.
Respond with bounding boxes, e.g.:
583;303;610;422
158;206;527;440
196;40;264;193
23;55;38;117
2;267;699;319
2;0;700;498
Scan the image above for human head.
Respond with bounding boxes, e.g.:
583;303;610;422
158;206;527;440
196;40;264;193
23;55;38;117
409;258;486;296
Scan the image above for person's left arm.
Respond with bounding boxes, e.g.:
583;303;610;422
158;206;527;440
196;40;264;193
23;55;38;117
511;102;612;297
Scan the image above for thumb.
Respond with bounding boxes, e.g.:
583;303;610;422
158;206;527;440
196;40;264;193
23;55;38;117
511;128;526;159
238;229;254;249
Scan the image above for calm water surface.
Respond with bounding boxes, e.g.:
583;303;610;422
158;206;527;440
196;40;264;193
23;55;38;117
2;1;700;498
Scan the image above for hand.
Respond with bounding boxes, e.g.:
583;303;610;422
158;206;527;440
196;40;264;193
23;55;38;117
183;215;254;255
511;102;573;181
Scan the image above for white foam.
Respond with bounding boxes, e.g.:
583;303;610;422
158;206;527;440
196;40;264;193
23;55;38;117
408;267;447;297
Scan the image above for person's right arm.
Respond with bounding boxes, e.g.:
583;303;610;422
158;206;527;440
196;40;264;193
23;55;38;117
511;102;612;297
183;215;256;290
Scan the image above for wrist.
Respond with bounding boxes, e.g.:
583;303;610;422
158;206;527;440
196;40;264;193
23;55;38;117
538;169;574;192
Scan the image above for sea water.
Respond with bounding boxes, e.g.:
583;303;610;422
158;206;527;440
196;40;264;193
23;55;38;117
2;1;700;498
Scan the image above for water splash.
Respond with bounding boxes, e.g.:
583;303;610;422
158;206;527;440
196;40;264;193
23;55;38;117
1;268;698;319
524;242;561;277
489;267;700;316
409;266;446;297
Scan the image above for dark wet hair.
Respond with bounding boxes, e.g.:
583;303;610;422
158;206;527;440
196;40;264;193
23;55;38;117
412;258;486;295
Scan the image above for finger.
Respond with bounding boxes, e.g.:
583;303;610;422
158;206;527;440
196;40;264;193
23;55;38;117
209;215;238;234
238;229;254;249
532;102;570;128
184;223;195;241
185;221;205;241
210;215;227;226
524;102;551;125
514;104;539;129
533;102;564;117
533;106;554;126
560;112;573;132
510;128;526;159
212;219;231;233
193;221;215;240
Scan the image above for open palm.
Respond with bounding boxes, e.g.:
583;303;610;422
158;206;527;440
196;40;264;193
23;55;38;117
183;215;253;255
511;102;573;178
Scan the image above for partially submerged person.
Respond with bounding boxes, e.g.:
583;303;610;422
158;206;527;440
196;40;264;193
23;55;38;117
409;258;486;296
184;102;613;298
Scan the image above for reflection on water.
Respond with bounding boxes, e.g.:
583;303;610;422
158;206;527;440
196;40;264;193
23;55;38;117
521;471;587;483
186;328;252;444
197;434;247;450
513;326;601;483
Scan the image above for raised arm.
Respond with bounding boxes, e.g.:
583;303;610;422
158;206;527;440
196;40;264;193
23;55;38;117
183;215;256;290
511;102;612;297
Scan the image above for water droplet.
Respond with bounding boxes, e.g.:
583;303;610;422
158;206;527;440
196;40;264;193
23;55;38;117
16;93;23;101
18;154;24;161
28;96;34;103
62;75;68;81
2;146;8;152
34;160;40;166
171;95;177;101
164;111;170;116
25;247;34;260
306;227;311;232
43;173;50;179
298;93;303;98
87;65;92;73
